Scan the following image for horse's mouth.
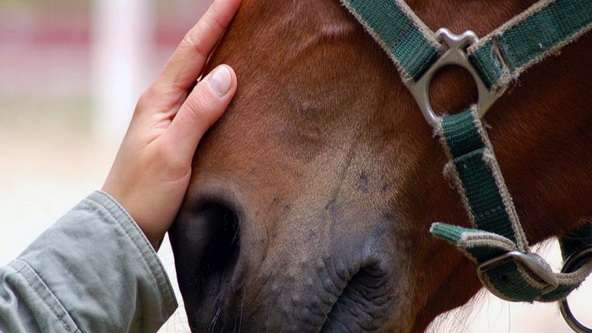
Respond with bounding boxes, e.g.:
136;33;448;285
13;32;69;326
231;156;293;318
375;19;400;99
172;193;398;332
189;266;395;333
317;263;395;332
182;255;396;333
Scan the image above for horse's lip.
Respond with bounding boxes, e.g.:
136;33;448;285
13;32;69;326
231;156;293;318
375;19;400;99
313;263;395;332
183;263;396;333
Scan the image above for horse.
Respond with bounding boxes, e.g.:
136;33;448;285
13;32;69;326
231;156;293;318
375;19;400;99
169;0;592;332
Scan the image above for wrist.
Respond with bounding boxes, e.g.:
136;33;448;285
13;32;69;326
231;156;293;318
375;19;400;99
98;189;165;250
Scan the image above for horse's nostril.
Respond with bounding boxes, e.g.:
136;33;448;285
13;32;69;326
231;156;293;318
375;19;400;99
170;199;242;330
196;201;241;277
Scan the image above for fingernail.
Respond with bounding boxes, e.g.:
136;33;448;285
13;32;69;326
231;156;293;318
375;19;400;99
207;65;233;97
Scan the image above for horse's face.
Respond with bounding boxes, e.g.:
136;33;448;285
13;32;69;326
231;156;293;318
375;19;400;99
170;0;592;332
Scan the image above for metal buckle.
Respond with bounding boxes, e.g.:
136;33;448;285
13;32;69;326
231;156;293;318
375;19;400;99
477;251;559;295
560;247;592;333
405;28;506;128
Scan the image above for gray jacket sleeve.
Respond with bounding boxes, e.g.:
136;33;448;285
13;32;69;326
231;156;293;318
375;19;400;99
0;191;178;333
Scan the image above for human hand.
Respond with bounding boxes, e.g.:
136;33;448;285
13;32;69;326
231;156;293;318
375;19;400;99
102;0;241;249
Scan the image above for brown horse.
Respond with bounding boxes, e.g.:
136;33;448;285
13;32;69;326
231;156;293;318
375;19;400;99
169;0;592;332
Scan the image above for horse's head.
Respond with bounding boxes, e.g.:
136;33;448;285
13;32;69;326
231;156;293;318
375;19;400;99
170;0;592;332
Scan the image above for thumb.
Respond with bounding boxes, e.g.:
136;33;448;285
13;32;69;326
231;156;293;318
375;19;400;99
163;64;237;161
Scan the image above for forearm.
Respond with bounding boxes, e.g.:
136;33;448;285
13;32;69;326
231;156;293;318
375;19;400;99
0;192;177;333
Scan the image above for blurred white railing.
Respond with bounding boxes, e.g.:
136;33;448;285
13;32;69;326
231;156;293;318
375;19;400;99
91;0;153;145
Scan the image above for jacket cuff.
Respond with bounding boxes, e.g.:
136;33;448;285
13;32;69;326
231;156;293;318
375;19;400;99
11;191;178;332
90;191;177;312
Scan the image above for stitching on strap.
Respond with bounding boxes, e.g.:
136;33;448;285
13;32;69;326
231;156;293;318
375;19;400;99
468;0;555;52
342;0;592;304
469;108;528;250
480;150;528;250
339;0;441;82
469;0;592;89
394;0;440;48
339;0;413;81
507;19;592;86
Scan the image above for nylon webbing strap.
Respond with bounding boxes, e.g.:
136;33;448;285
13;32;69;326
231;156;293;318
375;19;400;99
341;0;592;304
437;110;526;247
430;110;592;302
468;0;592;90
342;0;592;91
340;0;440;81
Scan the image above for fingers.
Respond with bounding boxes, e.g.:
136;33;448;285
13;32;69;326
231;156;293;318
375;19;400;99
161;64;237;161
157;0;241;93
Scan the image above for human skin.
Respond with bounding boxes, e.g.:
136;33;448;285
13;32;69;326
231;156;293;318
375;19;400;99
102;0;242;249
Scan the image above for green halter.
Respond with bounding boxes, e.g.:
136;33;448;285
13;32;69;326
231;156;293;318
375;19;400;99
340;0;592;330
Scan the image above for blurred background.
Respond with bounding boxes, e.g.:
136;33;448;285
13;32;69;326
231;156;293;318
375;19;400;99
0;1;589;332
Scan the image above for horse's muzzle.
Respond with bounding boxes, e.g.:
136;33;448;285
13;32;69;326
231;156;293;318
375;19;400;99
170;194;399;333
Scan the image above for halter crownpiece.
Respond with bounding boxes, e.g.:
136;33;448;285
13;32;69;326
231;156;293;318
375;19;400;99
340;0;592;331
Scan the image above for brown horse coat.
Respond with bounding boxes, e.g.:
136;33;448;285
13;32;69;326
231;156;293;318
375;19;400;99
170;1;592;332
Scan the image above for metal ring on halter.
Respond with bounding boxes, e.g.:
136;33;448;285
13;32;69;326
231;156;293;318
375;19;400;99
560;248;592;333
405;28;506;129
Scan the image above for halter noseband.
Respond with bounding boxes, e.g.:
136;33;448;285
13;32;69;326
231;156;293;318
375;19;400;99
341;0;592;331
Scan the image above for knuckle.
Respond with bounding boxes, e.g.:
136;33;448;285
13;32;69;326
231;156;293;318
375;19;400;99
180;32;196;50
136;86;159;111
184;89;215;118
203;11;225;35
181;13;224;57
180;29;209;60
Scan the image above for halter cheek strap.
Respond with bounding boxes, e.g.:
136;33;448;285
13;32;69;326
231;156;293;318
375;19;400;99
341;0;592;308
432;109;592;303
